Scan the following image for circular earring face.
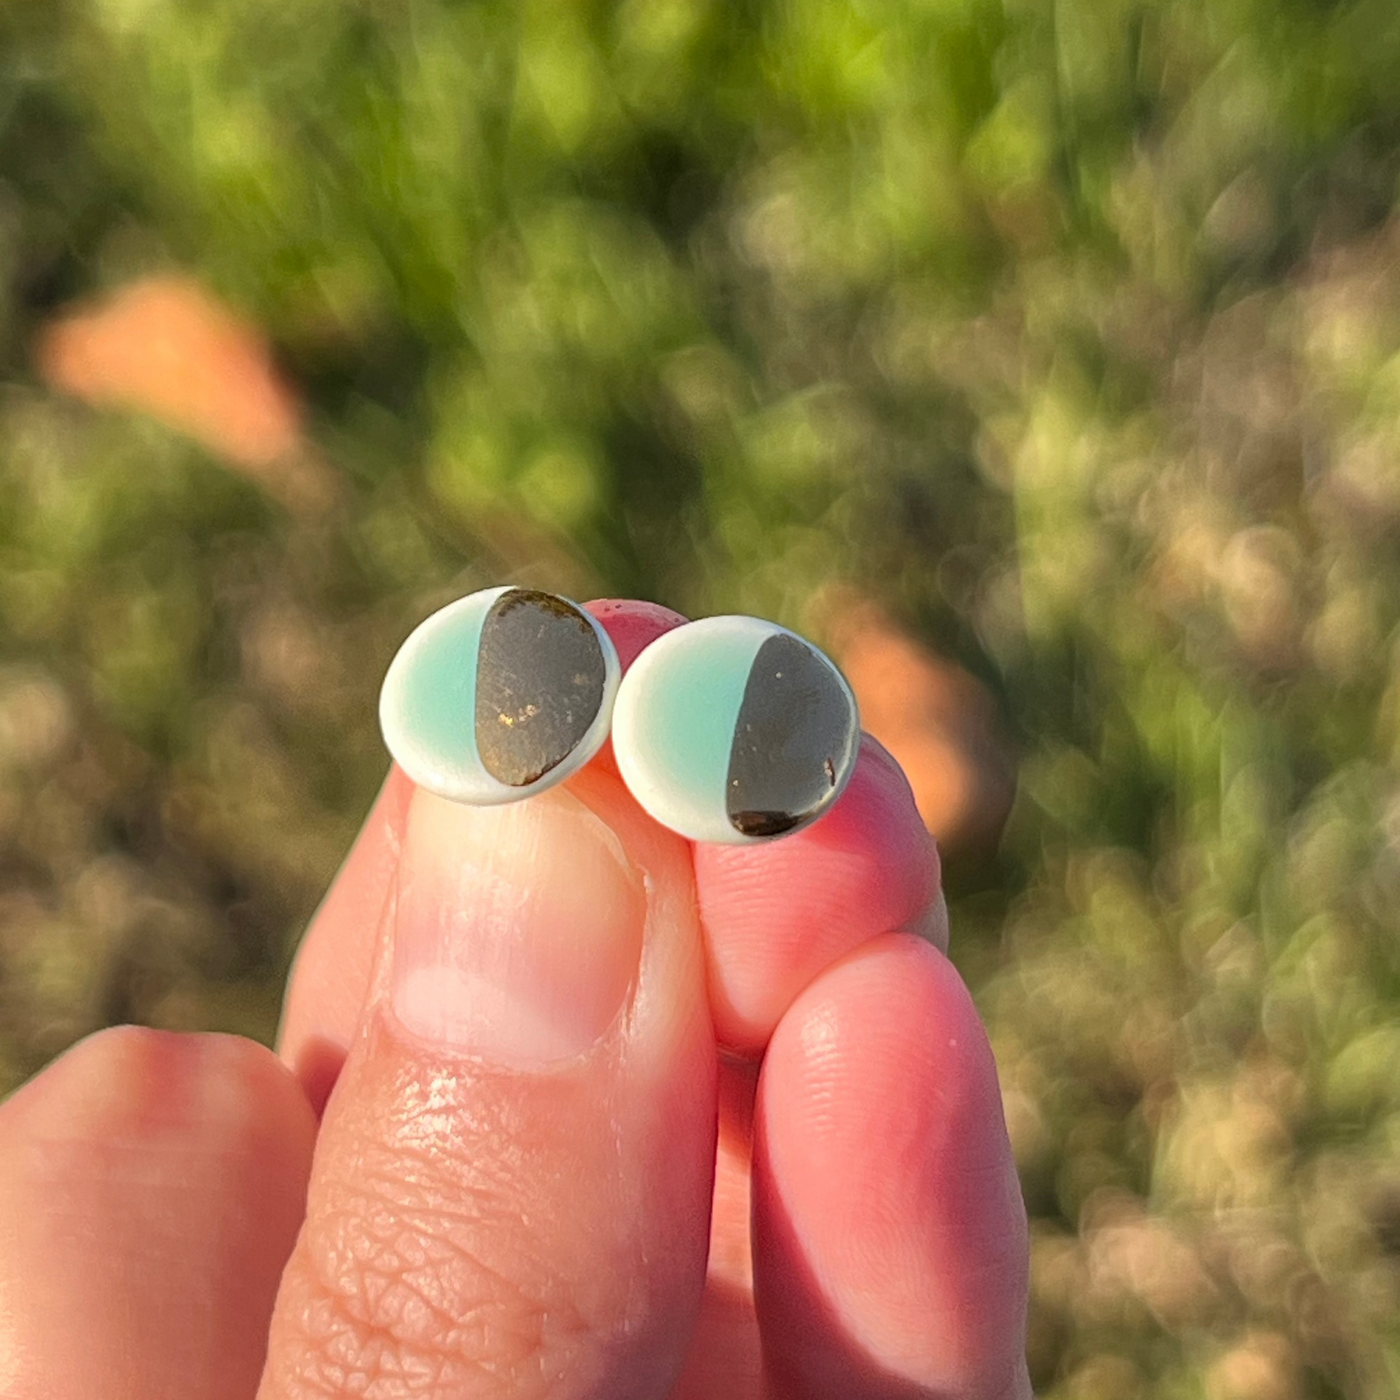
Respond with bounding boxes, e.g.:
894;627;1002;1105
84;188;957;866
379;586;621;804
612;616;860;844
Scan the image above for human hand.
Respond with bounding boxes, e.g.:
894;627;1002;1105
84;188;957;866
0;600;1031;1400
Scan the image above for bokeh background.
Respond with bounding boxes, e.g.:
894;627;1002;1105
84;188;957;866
3;0;1400;1393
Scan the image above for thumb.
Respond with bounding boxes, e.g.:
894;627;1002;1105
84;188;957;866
259;766;717;1400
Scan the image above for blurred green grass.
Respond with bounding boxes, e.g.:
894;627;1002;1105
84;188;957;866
4;0;1400;1392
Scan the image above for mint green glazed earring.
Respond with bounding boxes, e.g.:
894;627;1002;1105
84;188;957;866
379;586;620;804
611;616;860;844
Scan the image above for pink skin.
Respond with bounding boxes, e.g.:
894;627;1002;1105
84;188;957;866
0;598;1029;1400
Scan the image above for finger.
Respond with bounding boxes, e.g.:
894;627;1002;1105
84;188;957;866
585;597;689;670
591;602;944;1053
260;762;717;1400
276;601;686;1110
278;764;412;1113
584;598;689;777
753;935;1031;1400
587;604;945;1392
696;736;944;1052
0;1026;316;1400
670;1056;766;1400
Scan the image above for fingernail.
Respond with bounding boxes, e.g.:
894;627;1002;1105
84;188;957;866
392;786;646;1064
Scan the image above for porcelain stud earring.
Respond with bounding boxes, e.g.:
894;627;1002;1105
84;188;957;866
379;586;621;804
611;615;860;844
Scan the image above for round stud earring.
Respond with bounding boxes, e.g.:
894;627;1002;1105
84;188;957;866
611;615;860;844
379;586;621;804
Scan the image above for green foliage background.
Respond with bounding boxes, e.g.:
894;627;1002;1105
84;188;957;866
4;0;1400;1392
